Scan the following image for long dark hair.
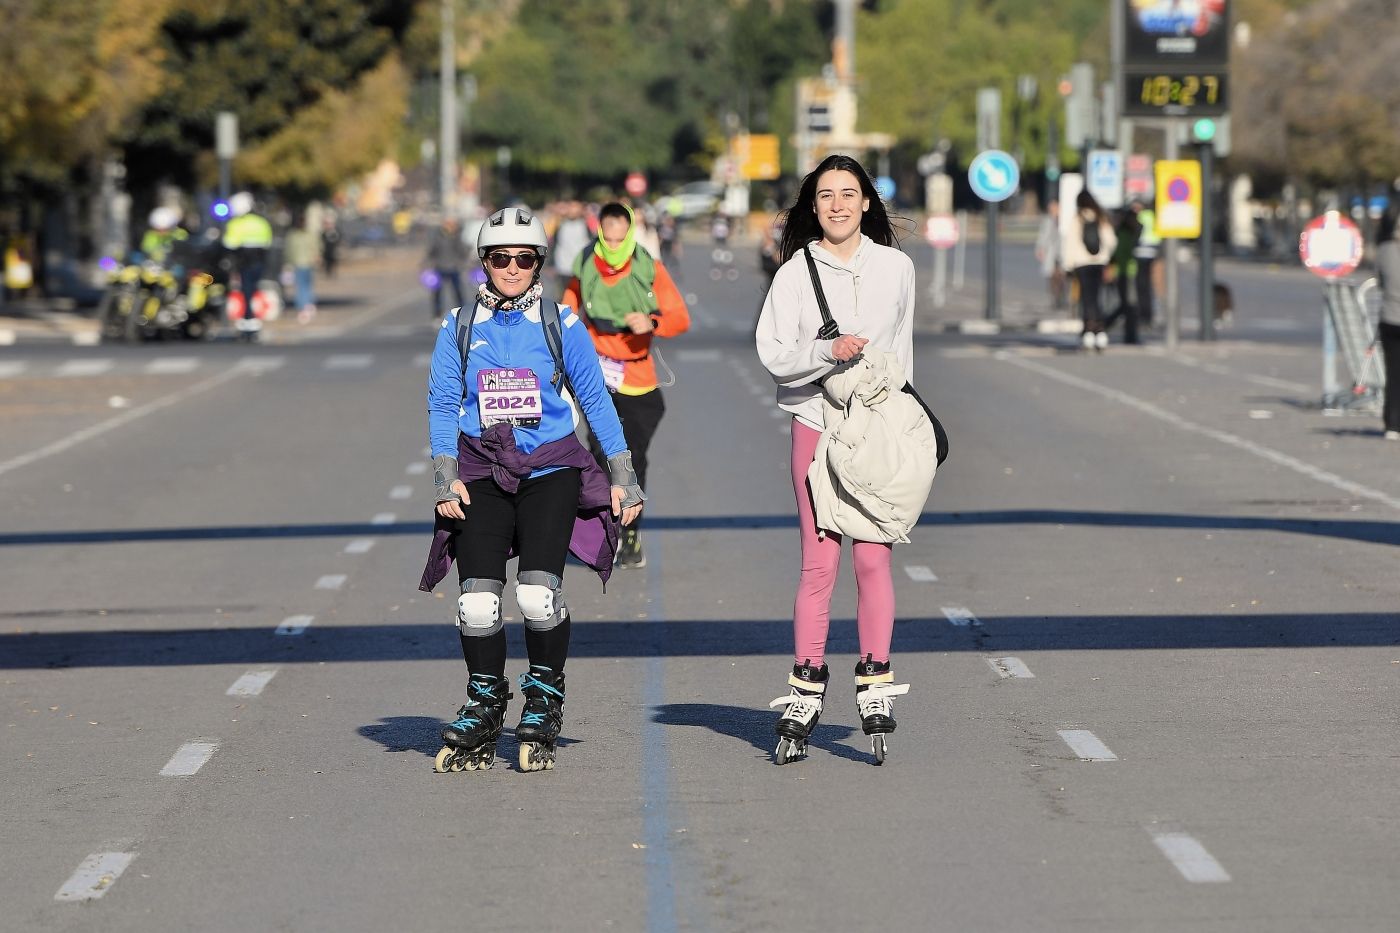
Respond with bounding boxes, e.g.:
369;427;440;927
779;154;897;262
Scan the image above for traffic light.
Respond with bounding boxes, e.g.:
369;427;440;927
1192;118;1217;143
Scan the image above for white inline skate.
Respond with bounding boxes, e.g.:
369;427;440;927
854;655;909;765
769;661;829;764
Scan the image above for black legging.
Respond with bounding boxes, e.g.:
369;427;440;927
453;467;580;676
591;388;665;532
1380;321;1400;434
1075;264;1106;334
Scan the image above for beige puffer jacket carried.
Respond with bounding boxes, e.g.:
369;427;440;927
808;347;938;544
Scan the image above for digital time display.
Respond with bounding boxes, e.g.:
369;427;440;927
1123;72;1228;116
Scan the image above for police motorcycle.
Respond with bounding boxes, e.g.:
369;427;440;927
97;226;227;344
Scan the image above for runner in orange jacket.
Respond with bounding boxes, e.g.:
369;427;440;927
563;202;690;568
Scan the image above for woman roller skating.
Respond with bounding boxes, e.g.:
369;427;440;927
755;155;921;765
419;206;643;773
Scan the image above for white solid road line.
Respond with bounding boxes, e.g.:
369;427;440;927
1057;729;1118;761
0;361;27;377
226;669;278;697
276;614;314;636
323;354;374;370
1003;355;1400;513
370;512;396;525
54;358;113;377
54;851;136;902
904;565;938;582
315;574;347;590
0;359;272;479
1150;831;1231;883
405;461;428;475
143;357;200;375
159;740;219;776
389;485;413;499
940;606;981;627
987;656;1035;679
344;538;376;554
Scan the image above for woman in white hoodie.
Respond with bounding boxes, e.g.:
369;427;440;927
755;154;915;765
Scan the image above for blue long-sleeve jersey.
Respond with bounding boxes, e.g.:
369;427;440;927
427;301;628;477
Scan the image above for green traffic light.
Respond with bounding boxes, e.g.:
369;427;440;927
1193;118;1217;142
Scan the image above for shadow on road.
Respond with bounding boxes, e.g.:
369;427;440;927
3;509;1398;548
357;716;581;760
651;702;865;764
7;610;1400;669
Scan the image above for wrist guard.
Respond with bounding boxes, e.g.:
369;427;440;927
433;454;461;502
607;451;646;510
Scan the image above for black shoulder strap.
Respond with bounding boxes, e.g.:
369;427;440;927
455;306;475;383
802;245;841;340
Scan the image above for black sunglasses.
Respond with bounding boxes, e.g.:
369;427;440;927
485;251;539;270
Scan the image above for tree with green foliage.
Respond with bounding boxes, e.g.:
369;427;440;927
122;0;415;199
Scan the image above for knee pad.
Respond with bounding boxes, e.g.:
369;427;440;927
516;571;567;632
457;578;504;636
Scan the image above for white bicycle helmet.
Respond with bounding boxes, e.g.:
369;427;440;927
476;207;549;258
229;191;255;218
148;206;181;230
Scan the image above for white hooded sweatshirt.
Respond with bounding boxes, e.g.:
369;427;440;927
755;234;915;431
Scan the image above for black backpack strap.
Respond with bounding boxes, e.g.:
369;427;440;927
456;306;476;397
802;245;841;340
544;301;576;402
901;382;950;466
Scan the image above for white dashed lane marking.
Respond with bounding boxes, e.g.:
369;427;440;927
54;852;136;902
159;740;219;776
413;353;432;368
676;349;722;362
344;539;375;554
55;358;113;377
315;574;347;590
405;462;428;475
226;669;278;696
940;606;981;627
904;565;938;582
370;513;396;525
1150;831;1231;883
1058;729;1118;761
389;485;413;500
0;361;27;377
322;354;373;370
276;614;314;636
987;657;1034;679
143;357;200;375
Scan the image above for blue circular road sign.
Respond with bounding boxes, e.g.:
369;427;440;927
968;149;1020;203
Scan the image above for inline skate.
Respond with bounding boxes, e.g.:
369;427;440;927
516;665;565;772
434;673;512;773
854;655;909;765
769;660;829;764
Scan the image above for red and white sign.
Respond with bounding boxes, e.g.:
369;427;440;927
1125;154;1154;201
924;214;960;249
624;172;648;198
1299;211;1364;279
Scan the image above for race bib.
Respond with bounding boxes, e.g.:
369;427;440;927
599;356;625;392
477;368;543;428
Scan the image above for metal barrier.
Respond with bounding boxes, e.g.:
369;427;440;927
1322;277;1384;412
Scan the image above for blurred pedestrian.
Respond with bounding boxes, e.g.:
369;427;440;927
563;202;689;570
222;192;274;340
284;214;321;324
1104;207;1143;344
425;216;468;319
1034;200;1066;310
321;217;341;278
1375;205;1400;440
421;206;643;773
754;154;919;765
1132;199;1160;327
1064;190;1116;351
140;207;189;265
550;201;591;292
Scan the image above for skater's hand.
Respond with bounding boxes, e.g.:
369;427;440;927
611;486;643;526
624;312;655;335
436;481;470;520
831;334;868;362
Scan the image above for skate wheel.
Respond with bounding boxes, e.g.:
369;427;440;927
774;737;802;765
872;734;887;765
433;746;456;773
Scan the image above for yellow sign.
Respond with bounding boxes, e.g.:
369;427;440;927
1154;160;1202;239
732;134;780;181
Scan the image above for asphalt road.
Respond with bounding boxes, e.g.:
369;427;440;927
3;242;1399;932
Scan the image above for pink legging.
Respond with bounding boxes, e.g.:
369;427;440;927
789;419;895;668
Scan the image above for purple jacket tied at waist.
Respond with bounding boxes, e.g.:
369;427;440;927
418;422;618;592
